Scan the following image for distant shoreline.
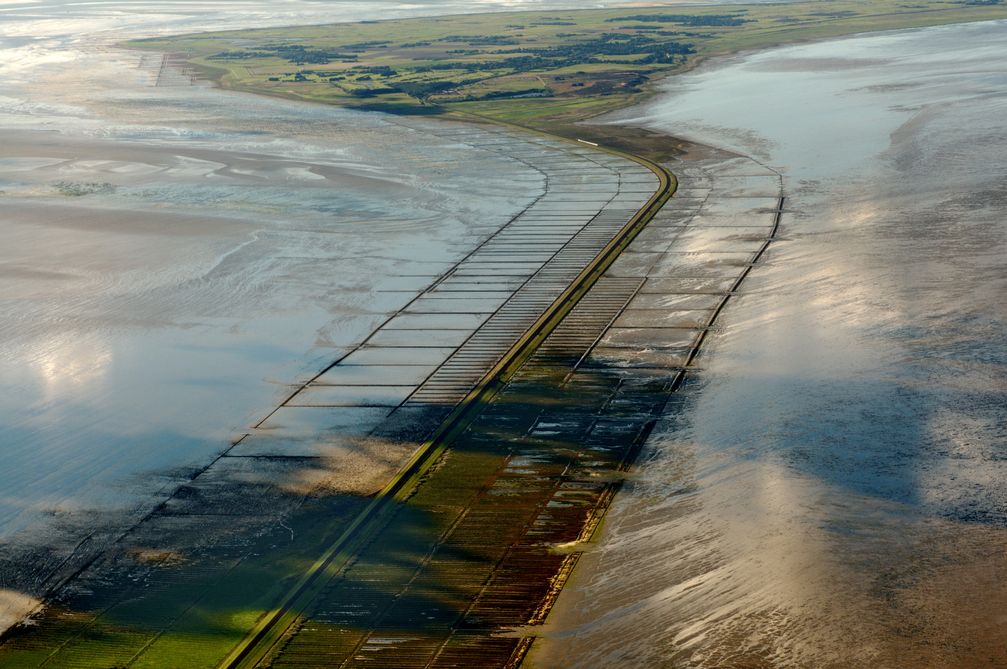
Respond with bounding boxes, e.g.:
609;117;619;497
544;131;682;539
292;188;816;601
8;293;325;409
122;4;1007;159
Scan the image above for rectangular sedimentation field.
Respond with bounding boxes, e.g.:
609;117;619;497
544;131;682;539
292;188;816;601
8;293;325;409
0;124;662;668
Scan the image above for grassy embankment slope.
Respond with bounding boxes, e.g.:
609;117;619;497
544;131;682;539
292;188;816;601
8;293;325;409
130;0;1007;158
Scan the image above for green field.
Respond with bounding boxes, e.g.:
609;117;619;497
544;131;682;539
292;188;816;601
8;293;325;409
130;0;1007;140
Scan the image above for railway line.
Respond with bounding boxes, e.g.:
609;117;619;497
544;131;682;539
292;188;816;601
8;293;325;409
0;120;784;668
240;153;783;669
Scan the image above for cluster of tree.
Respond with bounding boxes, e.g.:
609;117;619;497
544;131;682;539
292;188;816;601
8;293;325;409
341;41;391;50
394;80;465;98
349;87;401;97
351;102;444;115
607;13;750;26
350;77;491;100
654;30;713;37
346;77;552;103
267;68;350;82
637;50;691;65
478;88;551;99
439;35;520;45
409;32;694;76
625;27;713;37
269;45;359;64
501;32;694;66
254;27;700;101
411;60;492;73
356;65;398;75
210;44;359;64
209;50;276;60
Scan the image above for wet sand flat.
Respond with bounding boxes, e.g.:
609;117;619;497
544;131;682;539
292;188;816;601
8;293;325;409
0;3;558;625
533;20;1007;669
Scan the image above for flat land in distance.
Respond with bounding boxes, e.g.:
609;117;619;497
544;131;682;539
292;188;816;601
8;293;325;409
130;0;1007;157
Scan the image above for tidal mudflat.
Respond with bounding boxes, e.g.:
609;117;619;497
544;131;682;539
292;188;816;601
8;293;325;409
0;0;552;627
534;20;1007;668
0;116;541;532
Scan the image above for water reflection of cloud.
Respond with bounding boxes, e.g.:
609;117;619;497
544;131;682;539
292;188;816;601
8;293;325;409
539;19;1007;667
0;589;41;634
30;333;112;400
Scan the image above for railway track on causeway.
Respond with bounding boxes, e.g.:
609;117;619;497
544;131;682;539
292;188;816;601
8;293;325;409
221;134;676;669
225;146;787;669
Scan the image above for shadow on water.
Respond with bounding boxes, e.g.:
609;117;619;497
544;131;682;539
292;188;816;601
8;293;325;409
0;467;474;666
0;318;698;667
530;349;1007;668
3;320;1004;668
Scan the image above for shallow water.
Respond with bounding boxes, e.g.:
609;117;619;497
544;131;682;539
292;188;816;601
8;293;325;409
0;0;556;549
0;0;759;554
535;20;1007;667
